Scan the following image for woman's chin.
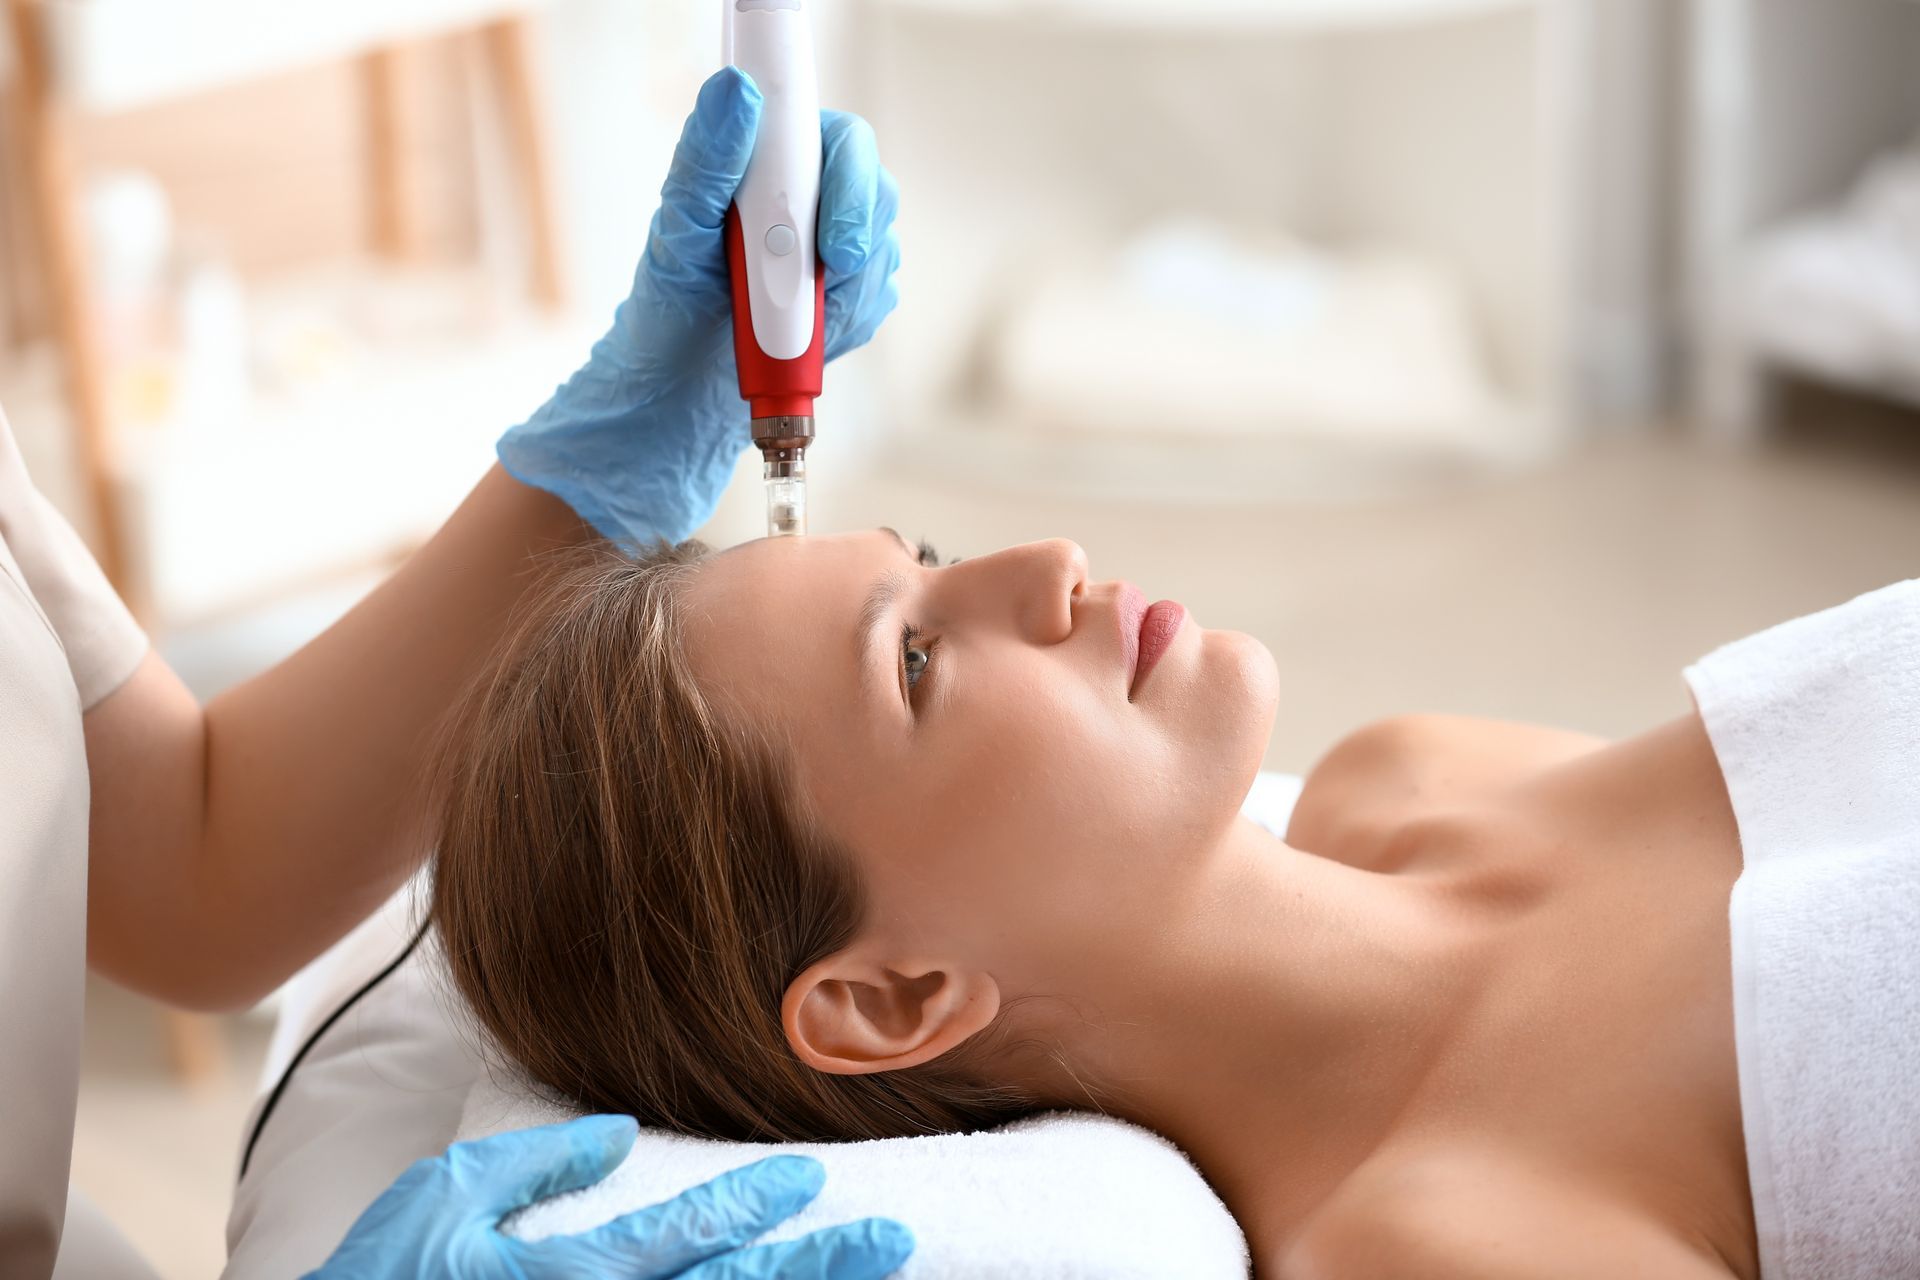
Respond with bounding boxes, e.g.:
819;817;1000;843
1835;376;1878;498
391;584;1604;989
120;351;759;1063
1193;627;1281;766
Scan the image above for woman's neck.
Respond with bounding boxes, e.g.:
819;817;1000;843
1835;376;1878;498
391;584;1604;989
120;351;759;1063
1024;816;1486;1251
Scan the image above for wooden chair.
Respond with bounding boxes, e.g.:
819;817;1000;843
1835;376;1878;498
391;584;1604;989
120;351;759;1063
1;0;564;1083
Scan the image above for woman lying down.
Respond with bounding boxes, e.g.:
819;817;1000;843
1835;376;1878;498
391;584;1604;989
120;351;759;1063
430;531;1920;1279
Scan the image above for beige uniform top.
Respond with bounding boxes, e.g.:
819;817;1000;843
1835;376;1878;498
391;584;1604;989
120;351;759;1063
0;407;148;1278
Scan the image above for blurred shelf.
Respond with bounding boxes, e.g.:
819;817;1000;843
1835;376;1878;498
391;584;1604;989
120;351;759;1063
878;0;1541;32
1;262;598;626
132;267;597;622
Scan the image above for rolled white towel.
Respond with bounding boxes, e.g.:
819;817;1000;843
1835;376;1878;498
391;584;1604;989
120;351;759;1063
457;1074;1249;1278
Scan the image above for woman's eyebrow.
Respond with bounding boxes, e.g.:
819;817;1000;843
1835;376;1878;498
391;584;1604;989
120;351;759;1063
857;569;910;709
881;525;942;567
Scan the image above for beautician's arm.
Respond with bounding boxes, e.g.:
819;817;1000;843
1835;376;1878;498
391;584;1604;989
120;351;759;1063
79;69;897;1013
83;466;589;1009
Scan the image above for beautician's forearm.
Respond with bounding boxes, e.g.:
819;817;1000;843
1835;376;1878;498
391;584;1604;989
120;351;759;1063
85;465;592;1009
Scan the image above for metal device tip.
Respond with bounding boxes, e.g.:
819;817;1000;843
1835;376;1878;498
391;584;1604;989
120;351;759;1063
755;424;812;539
765;475;806;538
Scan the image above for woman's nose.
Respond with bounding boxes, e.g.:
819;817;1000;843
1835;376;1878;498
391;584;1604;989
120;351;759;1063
951;538;1088;643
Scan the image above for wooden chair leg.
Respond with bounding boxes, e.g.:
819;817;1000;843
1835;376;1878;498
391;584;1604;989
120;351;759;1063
5;0;133;597
361;45;423;261
0;78;43;347
478;15;564;309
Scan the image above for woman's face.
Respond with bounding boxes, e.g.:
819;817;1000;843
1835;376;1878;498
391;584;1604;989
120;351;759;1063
680;530;1278;988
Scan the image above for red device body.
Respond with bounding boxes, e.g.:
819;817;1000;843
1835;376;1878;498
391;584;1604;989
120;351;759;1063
724;206;827;422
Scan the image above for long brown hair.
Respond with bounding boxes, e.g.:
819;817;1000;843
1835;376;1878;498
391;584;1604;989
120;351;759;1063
430;540;1039;1140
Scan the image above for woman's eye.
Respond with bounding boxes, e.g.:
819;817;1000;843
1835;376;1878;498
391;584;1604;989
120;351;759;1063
901;626;934;692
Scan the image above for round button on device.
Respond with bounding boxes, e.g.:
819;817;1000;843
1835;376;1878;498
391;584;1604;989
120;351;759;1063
764;223;799;256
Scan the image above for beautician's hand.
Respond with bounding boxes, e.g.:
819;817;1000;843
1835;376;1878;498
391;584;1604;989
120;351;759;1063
306;1115;915;1279
498;67;901;550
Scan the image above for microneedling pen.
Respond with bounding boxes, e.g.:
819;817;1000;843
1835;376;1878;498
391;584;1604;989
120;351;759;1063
723;0;825;539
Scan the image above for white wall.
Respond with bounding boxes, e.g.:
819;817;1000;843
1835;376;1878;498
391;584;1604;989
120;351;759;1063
1554;0;1685;426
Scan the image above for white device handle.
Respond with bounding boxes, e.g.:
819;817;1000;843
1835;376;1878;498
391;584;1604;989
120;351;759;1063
723;0;821;362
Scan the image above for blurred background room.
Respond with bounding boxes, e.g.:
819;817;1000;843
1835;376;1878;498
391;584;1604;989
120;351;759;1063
2;0;1918;1273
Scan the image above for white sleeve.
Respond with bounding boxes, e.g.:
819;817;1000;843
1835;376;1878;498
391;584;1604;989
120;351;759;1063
0;409;147;709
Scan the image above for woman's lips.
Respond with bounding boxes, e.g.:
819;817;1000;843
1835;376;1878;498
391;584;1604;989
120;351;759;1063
1118;582;1185;699
1133;600;1186;697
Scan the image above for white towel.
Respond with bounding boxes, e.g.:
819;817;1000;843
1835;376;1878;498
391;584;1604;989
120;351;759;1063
458;1079;1247;1278
1684;579;1920;1280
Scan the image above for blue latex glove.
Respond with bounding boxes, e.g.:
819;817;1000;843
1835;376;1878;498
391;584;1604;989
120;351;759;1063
307;1115;914;1279
499;67;901;549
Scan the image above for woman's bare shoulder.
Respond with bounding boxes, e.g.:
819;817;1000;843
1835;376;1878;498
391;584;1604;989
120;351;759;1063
1286;715;1607;862
1273;1145;1739;1280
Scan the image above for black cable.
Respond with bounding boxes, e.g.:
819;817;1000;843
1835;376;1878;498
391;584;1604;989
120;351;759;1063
239;921;431;1181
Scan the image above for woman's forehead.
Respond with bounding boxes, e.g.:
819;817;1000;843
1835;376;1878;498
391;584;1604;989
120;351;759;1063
680;532;898;700
695;530;903;600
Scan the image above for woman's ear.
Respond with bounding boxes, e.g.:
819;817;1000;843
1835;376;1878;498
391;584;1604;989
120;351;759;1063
782;949;1001;1076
